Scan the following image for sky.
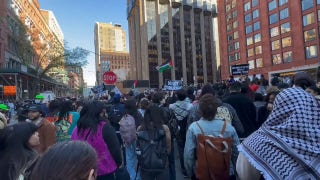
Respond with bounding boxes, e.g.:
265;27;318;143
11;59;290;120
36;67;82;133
38;0;128;86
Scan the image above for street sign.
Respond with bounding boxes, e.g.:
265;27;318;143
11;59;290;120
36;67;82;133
103;71;117;84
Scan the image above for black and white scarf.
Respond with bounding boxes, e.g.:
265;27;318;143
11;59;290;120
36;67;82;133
238;87;320;179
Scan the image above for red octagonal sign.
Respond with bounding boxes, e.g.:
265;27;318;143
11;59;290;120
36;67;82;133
103;71;117;84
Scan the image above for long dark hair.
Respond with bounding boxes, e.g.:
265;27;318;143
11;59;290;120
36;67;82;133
31;141;97;180
0;123;38;180
77;101;105;136
140;104;164;136
57;101;72;122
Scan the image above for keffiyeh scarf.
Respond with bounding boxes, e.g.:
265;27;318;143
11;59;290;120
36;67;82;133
238;87;320;179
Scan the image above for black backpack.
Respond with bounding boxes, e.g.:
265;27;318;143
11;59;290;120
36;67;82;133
136;127;167;173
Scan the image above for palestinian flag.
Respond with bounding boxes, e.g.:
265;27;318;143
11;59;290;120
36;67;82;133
156;59;173;73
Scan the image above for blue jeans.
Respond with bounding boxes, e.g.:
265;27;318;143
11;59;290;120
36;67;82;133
125;142;140;180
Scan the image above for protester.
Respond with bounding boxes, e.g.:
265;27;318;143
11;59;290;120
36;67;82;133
237;87;320;179
26;105;56;154
31;141;97;180
71;101;126;180
34;94;49;116
184;94;240;179
306;85;320;103
0;123;39;180
0;104;9;126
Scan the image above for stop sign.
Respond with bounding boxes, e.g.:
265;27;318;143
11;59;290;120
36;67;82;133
103;71;117;84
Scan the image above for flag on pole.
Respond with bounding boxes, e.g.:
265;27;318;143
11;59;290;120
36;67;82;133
156;59;173;73
133;80;138;89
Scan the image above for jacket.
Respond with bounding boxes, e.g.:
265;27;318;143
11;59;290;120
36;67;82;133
34;118;56;154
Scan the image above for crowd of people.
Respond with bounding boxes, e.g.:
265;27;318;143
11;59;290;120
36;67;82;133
0;71;319;180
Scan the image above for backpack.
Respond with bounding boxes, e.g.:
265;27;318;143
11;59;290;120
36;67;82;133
195;121;233;180
167;110;179;138
215;106;232;124
119;114;136;145
55;114;72;142
136;127;167;173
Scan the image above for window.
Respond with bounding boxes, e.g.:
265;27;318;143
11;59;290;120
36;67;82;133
232;0;236;8
282;37;292;48
269;13;278;24
247;37;253;45
232;11;238;18
254;33;261;43
273;54;282;64
318;10;320;21
226;14;232;22
256;58;263;67
235;52;240;60
227;34;233;41
268;0;277;11
305;45;318;58
227;23;232;31
234;31;239;39
252;0;258;7
246;25;252;34
253;9;259;19
244;2;251;11
228;44;234;52
228;55;234;62
255;45;262;54
247;48;254;57
271;40;280;50
270;27;279;37
248;60;255;69
254;21;260;31
301;0;314;11
304;29;317;42
234;42;239;50
280;8;289;20
279;0;288;6
233;21;238;28
226;4;231;12
245;14;251;23
281;22;290;34
303;13;315;26
283;51;293;63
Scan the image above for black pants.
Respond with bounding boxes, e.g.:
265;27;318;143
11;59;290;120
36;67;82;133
140;168;169;180
168;138;176;180
176;130;186;175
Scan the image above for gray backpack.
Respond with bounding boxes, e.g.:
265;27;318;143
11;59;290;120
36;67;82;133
119;114;136;145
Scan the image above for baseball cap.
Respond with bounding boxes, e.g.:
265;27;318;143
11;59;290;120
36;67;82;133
0;104;9;111
35;95;44;99
28;105;42;112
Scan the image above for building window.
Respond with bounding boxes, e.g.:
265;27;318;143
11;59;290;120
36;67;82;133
318;10;320;21
247;48;254;57
244;2;251;12
234;31;239;39
247;37;253;45
268;0;277;11
246;25;253;34
303;13;315;26
227;34;233;41
254;33;261;43
253;21;260;31
235;52;240;60
256;58;263;67
227;14;232;22
272;54;282;64
301;0;314;11
280;8;289;20
282;36;292;48
253;9;259;19
227;23;233;31
228;44;234;52
255;45;262;54
234;42;239;49
281;22;291;34
226;4;231;12
269;13;278;24
232;11;238;18
305;45;318;58
232;0;236;8
270;27;279;37
245;14;252;23
304;29;317;42
252;0;259;7
271;40;280;50
228;55;235;62
249;60;255;69
233;21;238;28
283;51;293;63
279;0;288;6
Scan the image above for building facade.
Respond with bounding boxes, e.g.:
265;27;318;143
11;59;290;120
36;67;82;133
94;22;128;85
127;0;218;88
217;0;320;81
0;0;69;99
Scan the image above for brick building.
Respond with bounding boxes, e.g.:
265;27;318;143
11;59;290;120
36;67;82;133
217;0;320;81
